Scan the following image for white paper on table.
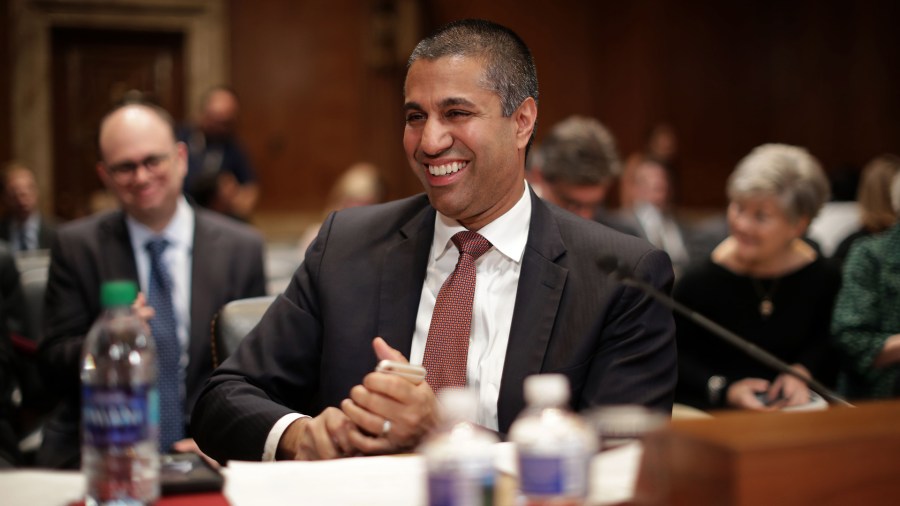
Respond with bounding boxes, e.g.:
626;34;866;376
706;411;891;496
0;470;84;506
589;442;643;505
223;441;641;506
223;454;427;506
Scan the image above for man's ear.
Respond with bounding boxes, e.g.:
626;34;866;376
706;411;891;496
174;141;189;180
514;97;537;150
96;162;111;188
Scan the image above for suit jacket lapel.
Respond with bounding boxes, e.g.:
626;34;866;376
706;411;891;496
378;203;435;358
189;211;220;366
497;191;568;432
98;212;140;281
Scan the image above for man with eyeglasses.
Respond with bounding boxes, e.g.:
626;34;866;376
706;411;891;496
36;101;267;469
526;115;628;225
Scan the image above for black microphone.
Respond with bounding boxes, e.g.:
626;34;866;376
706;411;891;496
599;256;853;408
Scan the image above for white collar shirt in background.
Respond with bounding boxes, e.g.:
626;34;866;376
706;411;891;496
126;197;195;369
10;213;40;251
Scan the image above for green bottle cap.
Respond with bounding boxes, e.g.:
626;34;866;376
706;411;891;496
100;280;138;308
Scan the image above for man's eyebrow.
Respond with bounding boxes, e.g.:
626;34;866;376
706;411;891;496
403;97;477;111
440;97;476;108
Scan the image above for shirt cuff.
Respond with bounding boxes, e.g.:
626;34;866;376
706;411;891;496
262;413;308;462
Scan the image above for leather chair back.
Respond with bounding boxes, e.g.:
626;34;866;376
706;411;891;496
211;295;276;368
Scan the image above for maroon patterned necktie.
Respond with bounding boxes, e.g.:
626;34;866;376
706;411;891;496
422;231;493;392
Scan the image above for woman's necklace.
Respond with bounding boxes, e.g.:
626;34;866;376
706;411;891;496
751;277;780;319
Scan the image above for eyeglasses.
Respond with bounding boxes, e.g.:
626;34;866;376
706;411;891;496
105;153;171;183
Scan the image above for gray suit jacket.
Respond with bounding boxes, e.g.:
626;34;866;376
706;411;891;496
193;190;677;463
37;207;266;468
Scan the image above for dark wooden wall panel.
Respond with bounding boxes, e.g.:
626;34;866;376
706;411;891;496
228;0;900;214
0;1;10;166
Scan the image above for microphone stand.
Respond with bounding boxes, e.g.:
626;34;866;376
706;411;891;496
605;262;853;408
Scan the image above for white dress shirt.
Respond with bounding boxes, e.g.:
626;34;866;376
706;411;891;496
262;182;532;460
10;213;40;252
126;197;195;380
409;183;531;430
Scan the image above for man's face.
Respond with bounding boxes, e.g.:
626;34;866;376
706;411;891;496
541;180;608;220
634;162;670;209
4;171;39;219
403;55;536;231
200;90;238;139
97;106;187;230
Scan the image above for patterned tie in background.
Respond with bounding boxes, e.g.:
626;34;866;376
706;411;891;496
145;238;183;451
422;231;493;392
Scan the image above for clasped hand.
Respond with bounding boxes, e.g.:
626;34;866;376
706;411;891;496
278;337;439;460
726;364;812;411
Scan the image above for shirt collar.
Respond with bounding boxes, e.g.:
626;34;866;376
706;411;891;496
126;197;195;252
432;181;532;263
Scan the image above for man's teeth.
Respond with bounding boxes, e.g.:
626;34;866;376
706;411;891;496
428;162;465;176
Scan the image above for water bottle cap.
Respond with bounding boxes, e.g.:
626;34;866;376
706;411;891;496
100;280;138;308
438;387;478;423
524;374;570;406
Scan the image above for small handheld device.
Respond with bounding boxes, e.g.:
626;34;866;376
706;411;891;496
160;452;223;495
376;360;427;384
755;391;785;407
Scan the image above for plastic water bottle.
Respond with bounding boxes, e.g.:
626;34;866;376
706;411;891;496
509;374;598;506
419;387;500;506
82;280;160;506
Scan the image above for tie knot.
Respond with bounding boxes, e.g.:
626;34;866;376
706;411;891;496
451;231;492;259
145;238;170;259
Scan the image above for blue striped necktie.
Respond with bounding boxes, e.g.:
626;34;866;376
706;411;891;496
145;238;183;451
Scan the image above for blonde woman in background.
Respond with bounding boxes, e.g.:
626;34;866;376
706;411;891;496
298;163;386;258
831;154;900;264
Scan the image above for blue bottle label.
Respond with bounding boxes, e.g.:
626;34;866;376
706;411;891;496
82;384;157;447
428;470;495;506
518;453;589;496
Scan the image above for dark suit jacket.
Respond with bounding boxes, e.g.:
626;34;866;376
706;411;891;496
37;207;266;468
193;189;677;464
0;214;57;251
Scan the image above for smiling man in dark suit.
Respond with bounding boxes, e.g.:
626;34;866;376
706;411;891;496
193;19;676;464
37;101;266;468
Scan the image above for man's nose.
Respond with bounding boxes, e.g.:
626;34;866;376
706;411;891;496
419;118;452;156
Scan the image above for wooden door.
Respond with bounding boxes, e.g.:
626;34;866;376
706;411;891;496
51;28;185;220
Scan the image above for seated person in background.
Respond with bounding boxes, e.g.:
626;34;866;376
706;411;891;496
831;154;900;265
616;159;691;277
0;162;57;252
525;115;622;224
37;100;266;469
0;243;25;467
298;162;387;258
619;122;679;210
674;144;840;411
192;19;676;464
806;165;861;258
178;86;259;221
831;171;900;399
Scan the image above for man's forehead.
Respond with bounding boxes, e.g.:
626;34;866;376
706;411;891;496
404;55;491;96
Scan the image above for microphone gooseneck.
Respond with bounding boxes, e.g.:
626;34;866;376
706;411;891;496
599;256;853;408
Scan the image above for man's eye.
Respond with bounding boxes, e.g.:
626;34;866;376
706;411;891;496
447;110;471;118
112;163;137;174
405;113;425;124
144;156;162;168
